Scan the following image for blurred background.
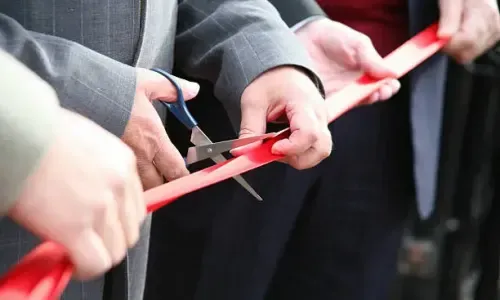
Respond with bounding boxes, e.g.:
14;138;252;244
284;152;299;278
390;42;500;300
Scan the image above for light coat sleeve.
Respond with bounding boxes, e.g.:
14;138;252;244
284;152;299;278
0;50;60;215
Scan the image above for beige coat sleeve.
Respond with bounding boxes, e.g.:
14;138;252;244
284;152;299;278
0;49;60;215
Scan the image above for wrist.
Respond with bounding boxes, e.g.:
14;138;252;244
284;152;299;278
295;18;332;43
292;16;327;33
270;65;326;99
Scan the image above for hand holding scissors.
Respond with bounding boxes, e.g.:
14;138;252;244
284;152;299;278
151;68;266;201
121;69;200;191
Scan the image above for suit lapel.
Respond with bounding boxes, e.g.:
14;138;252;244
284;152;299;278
135;0;176;70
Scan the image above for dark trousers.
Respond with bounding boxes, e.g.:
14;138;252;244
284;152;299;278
474;140;500;300
145;79;414;300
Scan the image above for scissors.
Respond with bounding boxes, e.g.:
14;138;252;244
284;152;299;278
185;131;281;163
151;68;276;201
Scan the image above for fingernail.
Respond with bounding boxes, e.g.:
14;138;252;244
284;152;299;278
437;25;447;37
184;82;200;98
437;26;454;39
271;144;284;155
392;79;401;90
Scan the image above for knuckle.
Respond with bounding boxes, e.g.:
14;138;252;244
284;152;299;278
74;267;99;281
137;201;147;221
321;148;332;160
462;37;476;50
311;137;332;165
110;145;137;174
297;159;318;170
123;146;137;165
92;197;113;216
493;14;500;33
320;143;332;160
136;158;151;174
165;167;188;181
356;34;373;48
91;190;116;216
495;25;500;39
108;172;128;194
128;229;141;247
303;127;319;144
458;52;474;63
127;157;139;177
239;127;257;137
292;161;308;171
314;108;328;123
111;247;127;266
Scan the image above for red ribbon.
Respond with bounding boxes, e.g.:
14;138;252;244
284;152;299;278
0;23;446;300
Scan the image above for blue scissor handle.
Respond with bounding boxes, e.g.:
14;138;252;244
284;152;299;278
150;68;198;129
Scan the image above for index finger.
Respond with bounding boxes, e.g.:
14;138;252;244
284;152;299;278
152;134;189;182
139;69;200;102
271;104;319;156
438;0;464;38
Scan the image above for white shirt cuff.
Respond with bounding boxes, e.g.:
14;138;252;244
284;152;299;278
291;16;326;32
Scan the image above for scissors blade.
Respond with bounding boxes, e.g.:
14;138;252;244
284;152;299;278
189;126;263;201
185;132;278;164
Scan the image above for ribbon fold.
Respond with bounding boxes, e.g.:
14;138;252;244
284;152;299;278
0;23;446;300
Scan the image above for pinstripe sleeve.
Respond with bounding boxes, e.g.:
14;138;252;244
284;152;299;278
0;13;136;138
175;0;324;129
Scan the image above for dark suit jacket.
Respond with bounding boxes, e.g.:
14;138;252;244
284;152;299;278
0;1;321;299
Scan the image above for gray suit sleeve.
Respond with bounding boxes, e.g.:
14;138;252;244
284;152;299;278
0;50;59;215
0;14;136;137
175;0;325;128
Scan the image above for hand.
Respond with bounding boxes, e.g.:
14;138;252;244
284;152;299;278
438;0;500;63
238;66;332;170
295;18;400;104
122;69;200;190
8;109;146;280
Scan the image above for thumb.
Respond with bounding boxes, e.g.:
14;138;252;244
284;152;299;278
231;103;268;156
239;103;268;138
438;0;463;38
142;69;200;102
170;77;200;100
356;42;397;78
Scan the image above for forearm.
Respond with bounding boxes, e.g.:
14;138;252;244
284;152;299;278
0;51;60;215
0;14;136;137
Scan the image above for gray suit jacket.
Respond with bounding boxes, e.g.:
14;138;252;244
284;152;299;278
270;0;448;219
0;1;320;299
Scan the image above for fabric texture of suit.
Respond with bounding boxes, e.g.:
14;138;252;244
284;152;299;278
146;1;449;300
0;1;321;299
0;50;59;216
